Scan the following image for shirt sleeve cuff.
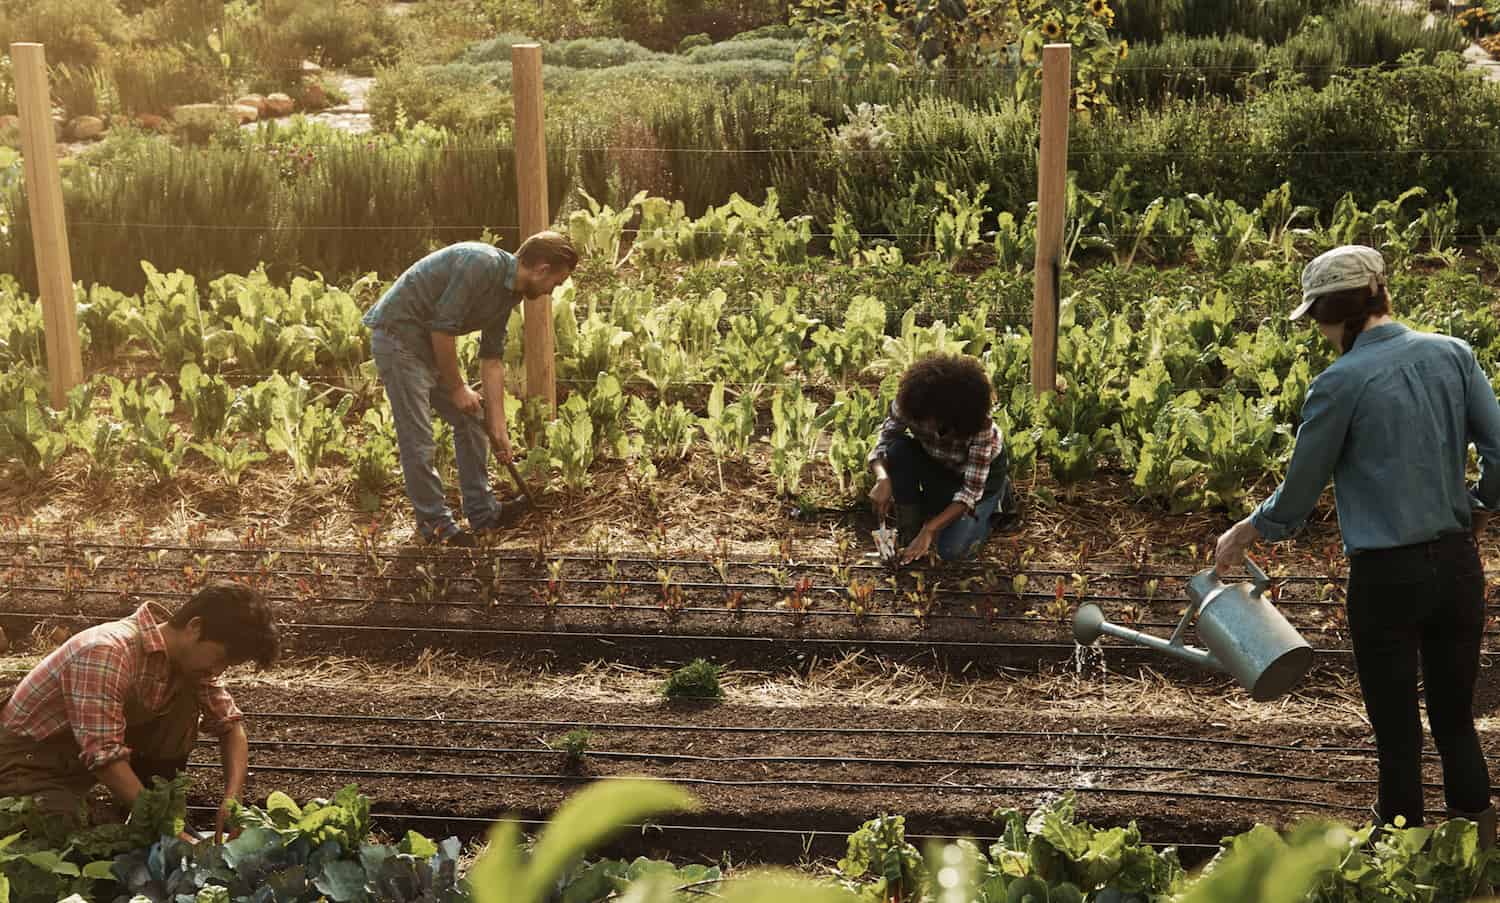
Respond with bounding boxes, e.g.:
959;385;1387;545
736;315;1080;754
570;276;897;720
1248;506;1293;542
80;743;131;772
952;491;980;514
199;712;242;738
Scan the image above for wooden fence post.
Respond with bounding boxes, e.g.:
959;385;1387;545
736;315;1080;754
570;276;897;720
12;43;83;409
511;43;555;411
1031;43;1071;398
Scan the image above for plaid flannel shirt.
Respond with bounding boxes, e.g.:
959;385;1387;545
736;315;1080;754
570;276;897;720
0;603;242;771
869;401;1004;512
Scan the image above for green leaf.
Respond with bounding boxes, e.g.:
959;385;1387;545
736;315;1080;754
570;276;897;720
472;780;697;903
312;858;368;901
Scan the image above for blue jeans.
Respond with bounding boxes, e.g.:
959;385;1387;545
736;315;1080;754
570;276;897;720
371;328;500;540
885;434;1009;561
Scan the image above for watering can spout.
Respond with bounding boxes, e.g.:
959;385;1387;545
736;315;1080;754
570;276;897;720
1071;556;1314;701
1072;603;1224;672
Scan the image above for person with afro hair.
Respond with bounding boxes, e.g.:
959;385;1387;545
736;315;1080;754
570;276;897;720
868;354;1013;563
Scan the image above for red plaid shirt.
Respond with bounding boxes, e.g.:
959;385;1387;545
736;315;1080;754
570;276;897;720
1;603;241;771
870;401;1004;512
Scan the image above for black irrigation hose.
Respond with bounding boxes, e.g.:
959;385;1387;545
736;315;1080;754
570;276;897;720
241;712;1410;759
209;737;1398;788
0;567;1401;617
0;577;1397;635
184;761;1370;813
177;804;1223;851
0;611;1362;655
0;536;1354;584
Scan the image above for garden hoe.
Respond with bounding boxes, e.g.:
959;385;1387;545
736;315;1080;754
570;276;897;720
469;397;542;512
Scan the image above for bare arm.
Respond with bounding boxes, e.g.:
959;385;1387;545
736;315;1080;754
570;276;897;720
94;758;145;808
431;332;482;414
216;723;249;840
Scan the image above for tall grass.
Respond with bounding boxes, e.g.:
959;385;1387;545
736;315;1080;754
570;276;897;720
1113;0;1353;44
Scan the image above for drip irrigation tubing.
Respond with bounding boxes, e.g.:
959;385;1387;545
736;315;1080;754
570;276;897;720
0;536;1357;583
0;571;1411;626
238;712;1408;760
206;738;1397;788
182;761;1370;813
0;584;1394;639
0;610;1361;655
176;804;1223;851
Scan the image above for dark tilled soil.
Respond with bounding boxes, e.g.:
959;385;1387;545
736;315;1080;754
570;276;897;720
158;686;1499;867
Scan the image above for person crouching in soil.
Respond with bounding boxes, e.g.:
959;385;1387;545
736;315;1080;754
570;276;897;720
867;354;1014;565
0;583;279;842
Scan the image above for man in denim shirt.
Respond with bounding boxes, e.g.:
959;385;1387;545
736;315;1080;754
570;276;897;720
363;233;577;545
1215;245;1500;845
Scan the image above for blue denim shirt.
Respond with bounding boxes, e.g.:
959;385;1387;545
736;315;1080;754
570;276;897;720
362;242;519;367
1251;322;1500;554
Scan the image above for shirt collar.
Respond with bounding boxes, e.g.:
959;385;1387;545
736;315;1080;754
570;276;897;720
1350;321;1407;352
133;602;169;656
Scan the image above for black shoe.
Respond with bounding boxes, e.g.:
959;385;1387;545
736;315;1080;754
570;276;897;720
473;497;530;533
432;529;477;548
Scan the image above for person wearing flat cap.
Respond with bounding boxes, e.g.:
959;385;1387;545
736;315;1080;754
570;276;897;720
1214;245;1500;843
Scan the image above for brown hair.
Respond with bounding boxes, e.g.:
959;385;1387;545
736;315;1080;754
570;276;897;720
1308;283;1391;353
516;231;578;272
169;582;279;669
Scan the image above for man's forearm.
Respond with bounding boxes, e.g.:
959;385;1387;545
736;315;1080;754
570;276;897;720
429;332;466;391
95;759;145;807
219;724;249;803
480;358;508;438
925;501;968;535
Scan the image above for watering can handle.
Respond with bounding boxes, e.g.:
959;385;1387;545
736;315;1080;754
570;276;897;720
1244;554;1271;594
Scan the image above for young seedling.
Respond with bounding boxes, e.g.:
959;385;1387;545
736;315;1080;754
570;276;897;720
1143;578;1159;604
723;589;745;615
532;558;565;607
601;558;625;610
845;577;878;622
904;572;940;629
661;658;724;702
657;567;685;620
778;575;815;626
552;728;593;774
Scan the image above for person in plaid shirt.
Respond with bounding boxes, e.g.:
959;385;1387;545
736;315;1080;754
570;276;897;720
868;354;1013;564
0;583;278;839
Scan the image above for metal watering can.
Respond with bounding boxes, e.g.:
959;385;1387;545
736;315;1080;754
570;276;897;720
1071;556;1314;701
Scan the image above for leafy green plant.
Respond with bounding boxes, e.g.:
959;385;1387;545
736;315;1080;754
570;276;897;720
351;407;400;510
195;440;268;489
933;180;989;262
542;394;597;492
628;397;697;462
179;362;238;440
660;658;723;701
553;728;593;773
768;380;820;497
266;393;355;483
836;814;925;902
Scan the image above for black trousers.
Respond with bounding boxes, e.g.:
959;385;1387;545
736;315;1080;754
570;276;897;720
1347;532;1490;824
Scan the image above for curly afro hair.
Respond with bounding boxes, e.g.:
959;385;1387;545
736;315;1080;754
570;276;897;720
895;354;994;437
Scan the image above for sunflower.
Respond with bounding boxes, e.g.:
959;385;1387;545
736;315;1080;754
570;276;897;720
1041;19;1064;39
1118;39;1129;60
1089;0;1113;19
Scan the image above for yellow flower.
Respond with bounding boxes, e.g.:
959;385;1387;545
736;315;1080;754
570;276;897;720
1089;0;1112;18
1041;19;1064;39
1118;39;1129;60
